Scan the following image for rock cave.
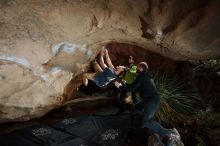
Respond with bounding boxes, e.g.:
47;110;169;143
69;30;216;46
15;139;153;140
0;0;219;146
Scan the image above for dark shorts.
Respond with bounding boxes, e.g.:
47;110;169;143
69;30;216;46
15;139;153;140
94;67;117;87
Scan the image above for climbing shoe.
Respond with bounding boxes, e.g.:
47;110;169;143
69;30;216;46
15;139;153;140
166;128;184;146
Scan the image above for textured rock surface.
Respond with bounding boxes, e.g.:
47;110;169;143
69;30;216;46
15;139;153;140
0;0;219;123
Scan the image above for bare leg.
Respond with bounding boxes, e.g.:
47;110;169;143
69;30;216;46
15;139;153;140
82;73;97;86
93;60;103;72
104;49;115;69
99;47;108;69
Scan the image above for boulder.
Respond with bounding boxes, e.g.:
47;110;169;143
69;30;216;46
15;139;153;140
0;0;219;122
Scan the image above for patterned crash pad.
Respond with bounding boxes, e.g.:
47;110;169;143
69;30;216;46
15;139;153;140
0;108;131;146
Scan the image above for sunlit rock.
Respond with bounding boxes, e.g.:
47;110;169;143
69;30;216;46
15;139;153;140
0;0;219;122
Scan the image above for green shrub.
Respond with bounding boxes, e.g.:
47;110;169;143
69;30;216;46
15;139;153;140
154;73;204;125
196;135;206;146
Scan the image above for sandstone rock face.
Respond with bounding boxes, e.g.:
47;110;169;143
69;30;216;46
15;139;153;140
0;0;219;123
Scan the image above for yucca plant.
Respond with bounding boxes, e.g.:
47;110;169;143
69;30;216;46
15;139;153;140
154;73;204;125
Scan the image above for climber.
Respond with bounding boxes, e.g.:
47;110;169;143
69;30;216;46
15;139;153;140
82;46;125;88
114;62;183;146
118;55;138;111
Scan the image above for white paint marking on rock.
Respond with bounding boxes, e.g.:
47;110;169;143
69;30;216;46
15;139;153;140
40;74;49;81
155;30;163;44
34;66;64;81
52;42;80;55
52;42;65;55
50;66;62;75
157;30;163;36
63;43;78;53
51;42;92;57
86;49;93;58
0;54;31;68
